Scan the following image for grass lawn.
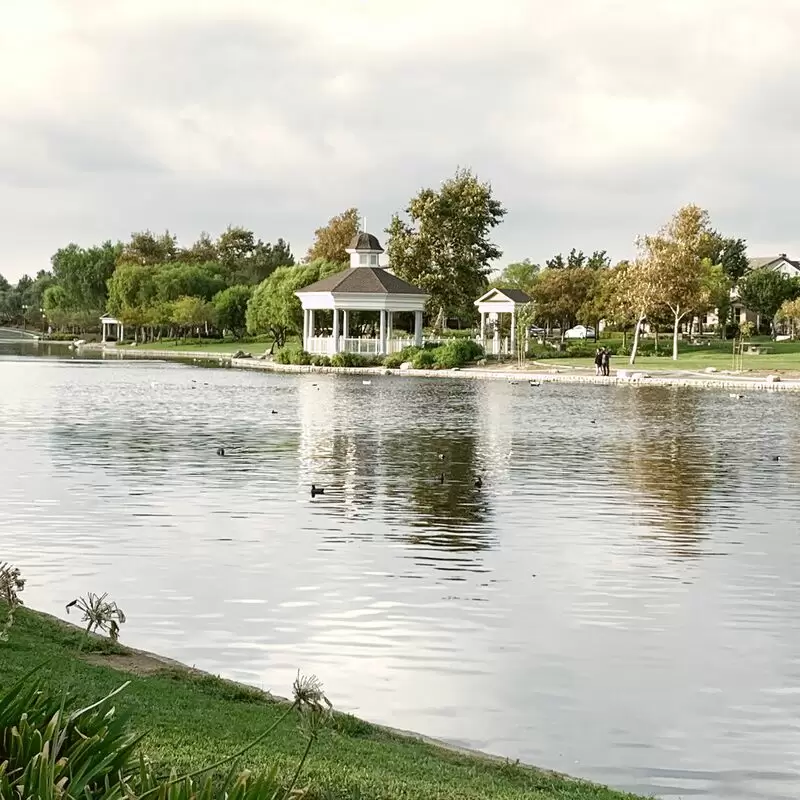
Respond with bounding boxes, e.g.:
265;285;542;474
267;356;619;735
0;608;644;800
118;339;272;354
545;338;800;374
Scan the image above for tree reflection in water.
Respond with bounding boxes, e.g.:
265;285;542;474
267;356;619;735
614;386;725;560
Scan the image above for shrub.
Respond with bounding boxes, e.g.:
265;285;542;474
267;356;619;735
564;342;598;358
412;350;437;369
383;346;421;368
275;346;312;365
310;355;331;367
431;339;483;368
330;351;366;368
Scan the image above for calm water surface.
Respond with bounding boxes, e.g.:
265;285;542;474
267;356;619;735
2;343;800;799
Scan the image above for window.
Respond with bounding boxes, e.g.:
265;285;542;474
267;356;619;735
359;253;368;265
369;254;378;266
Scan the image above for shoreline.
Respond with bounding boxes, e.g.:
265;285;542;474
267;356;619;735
2;606;643;799
94;344;800;393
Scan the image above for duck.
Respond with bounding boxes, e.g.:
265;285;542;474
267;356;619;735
529;380;541;387
729;393;744;399
216;447;225;456
271;409;278;415
772;455;782;462
362;380;372;386
439;472;445;484
311;484;325;497
438;453;445;461
474;476;483;488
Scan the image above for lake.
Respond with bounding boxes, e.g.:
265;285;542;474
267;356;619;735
2;342;800;799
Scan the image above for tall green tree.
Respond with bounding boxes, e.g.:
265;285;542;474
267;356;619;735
50;241;121;314
386;168;505;327
306;208;360;265
494;259;539;294
118;230;178;265
213;285;252;337
737;270;799;335
180;232;218;264
246;260;341;347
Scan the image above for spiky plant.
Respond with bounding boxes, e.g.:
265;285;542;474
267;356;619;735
0;562;25;642
66;592;127;640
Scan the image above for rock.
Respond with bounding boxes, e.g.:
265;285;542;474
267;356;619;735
399;361;413;371
767;374;781;383
231;350;252;359
477;358;487;367
705;367;718;373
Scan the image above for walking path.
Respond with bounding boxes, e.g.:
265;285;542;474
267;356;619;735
93;344;800;393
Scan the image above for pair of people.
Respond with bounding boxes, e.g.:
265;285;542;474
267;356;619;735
594;347;611;376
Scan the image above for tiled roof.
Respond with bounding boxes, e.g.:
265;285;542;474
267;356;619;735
347;232;384;252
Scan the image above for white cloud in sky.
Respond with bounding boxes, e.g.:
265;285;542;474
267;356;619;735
2;0;800;279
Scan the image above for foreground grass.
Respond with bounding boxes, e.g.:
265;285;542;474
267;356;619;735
0;609;644;800
118;339;271;354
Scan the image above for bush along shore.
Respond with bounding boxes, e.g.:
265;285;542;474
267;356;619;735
0;604;645;800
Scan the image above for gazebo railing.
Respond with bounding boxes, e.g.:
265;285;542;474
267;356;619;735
305;336;443;357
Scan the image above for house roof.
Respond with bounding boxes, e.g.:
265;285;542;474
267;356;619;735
474;287;532;305
347;231;384;252
296;266;427;295
749;255;800;271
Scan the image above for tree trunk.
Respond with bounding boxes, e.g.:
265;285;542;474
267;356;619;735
622;328;628;349
629;314;645;365
672;306;681;360
654;327;659;354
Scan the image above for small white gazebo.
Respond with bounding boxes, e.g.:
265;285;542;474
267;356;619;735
474;287;532;356
100;313;125;343
296;229;429;356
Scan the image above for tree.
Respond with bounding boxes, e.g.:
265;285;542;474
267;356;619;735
386;168;506;327
213;285;252;337
586;250;611;270
638;204;715;360
50;241;121;315
217;226;256;274
306;208;360;265
171;295;214;339
246;260;341;348
236;238;295;285
778;298;800;338
180;232;218;264
545;253;566;270
737;269;799;335
118;230;178;265
531;266;598;337
493;259;539;294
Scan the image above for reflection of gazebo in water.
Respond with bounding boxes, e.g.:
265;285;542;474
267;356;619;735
474;288;532;356
295;228;429;356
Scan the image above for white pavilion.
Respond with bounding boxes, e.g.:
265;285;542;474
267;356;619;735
100;313;125;343
474;287;532;356
296;229;429;356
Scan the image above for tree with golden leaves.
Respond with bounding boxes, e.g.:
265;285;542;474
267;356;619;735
306;208;360;265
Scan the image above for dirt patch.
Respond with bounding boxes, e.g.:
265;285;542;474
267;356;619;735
83;651;194;677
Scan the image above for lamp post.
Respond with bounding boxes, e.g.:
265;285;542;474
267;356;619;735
21;304;29;331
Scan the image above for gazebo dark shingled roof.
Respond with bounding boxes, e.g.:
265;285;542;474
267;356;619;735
495;288;531;303
348;232;384;252
297;267;426;295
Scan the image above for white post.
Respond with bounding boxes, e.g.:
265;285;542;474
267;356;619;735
302;309;309;348
510;310;516;355
332;308;340;353
493;325;500;356
379;310;386;355
480;311;485;345
414;310;423;347
387;311;393;352
119;323;124;342
342;310;349;343
102;320;106;343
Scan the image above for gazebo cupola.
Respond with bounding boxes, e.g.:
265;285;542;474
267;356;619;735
345;230;384;269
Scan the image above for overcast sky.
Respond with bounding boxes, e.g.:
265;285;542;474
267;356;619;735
2;0;799;281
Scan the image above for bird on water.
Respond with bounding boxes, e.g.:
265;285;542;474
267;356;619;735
216;447;225;456
474;476;483;488
311;484;325;497
439;472;445;484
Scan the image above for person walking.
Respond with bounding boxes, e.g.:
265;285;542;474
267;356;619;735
601;346;611;377
594;347;603;376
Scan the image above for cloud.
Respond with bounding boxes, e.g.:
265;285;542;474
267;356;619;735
1;0;800;280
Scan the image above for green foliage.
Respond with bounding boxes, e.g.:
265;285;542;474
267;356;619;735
275;346;312;365
330;351;368;368
66;593;127;641
246;261;341;347
411;349;437;369
383;346;421;368
310;355;331;367
213;285;253;337
431;339;483;368
493;260;539;295
387;168;506;325
0;563;24;642
738;270;800;332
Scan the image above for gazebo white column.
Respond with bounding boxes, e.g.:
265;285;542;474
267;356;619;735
386;311;393;351
332;308;340;353
342;310;349;341
510;310;516;354
480;312;486;345
302;309;309;348
102;320;107;343
414;311;423;347
379;310;387;355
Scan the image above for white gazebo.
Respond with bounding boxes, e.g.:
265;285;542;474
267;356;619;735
296;229;429;356
100;313;125;343
474;287;532;356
